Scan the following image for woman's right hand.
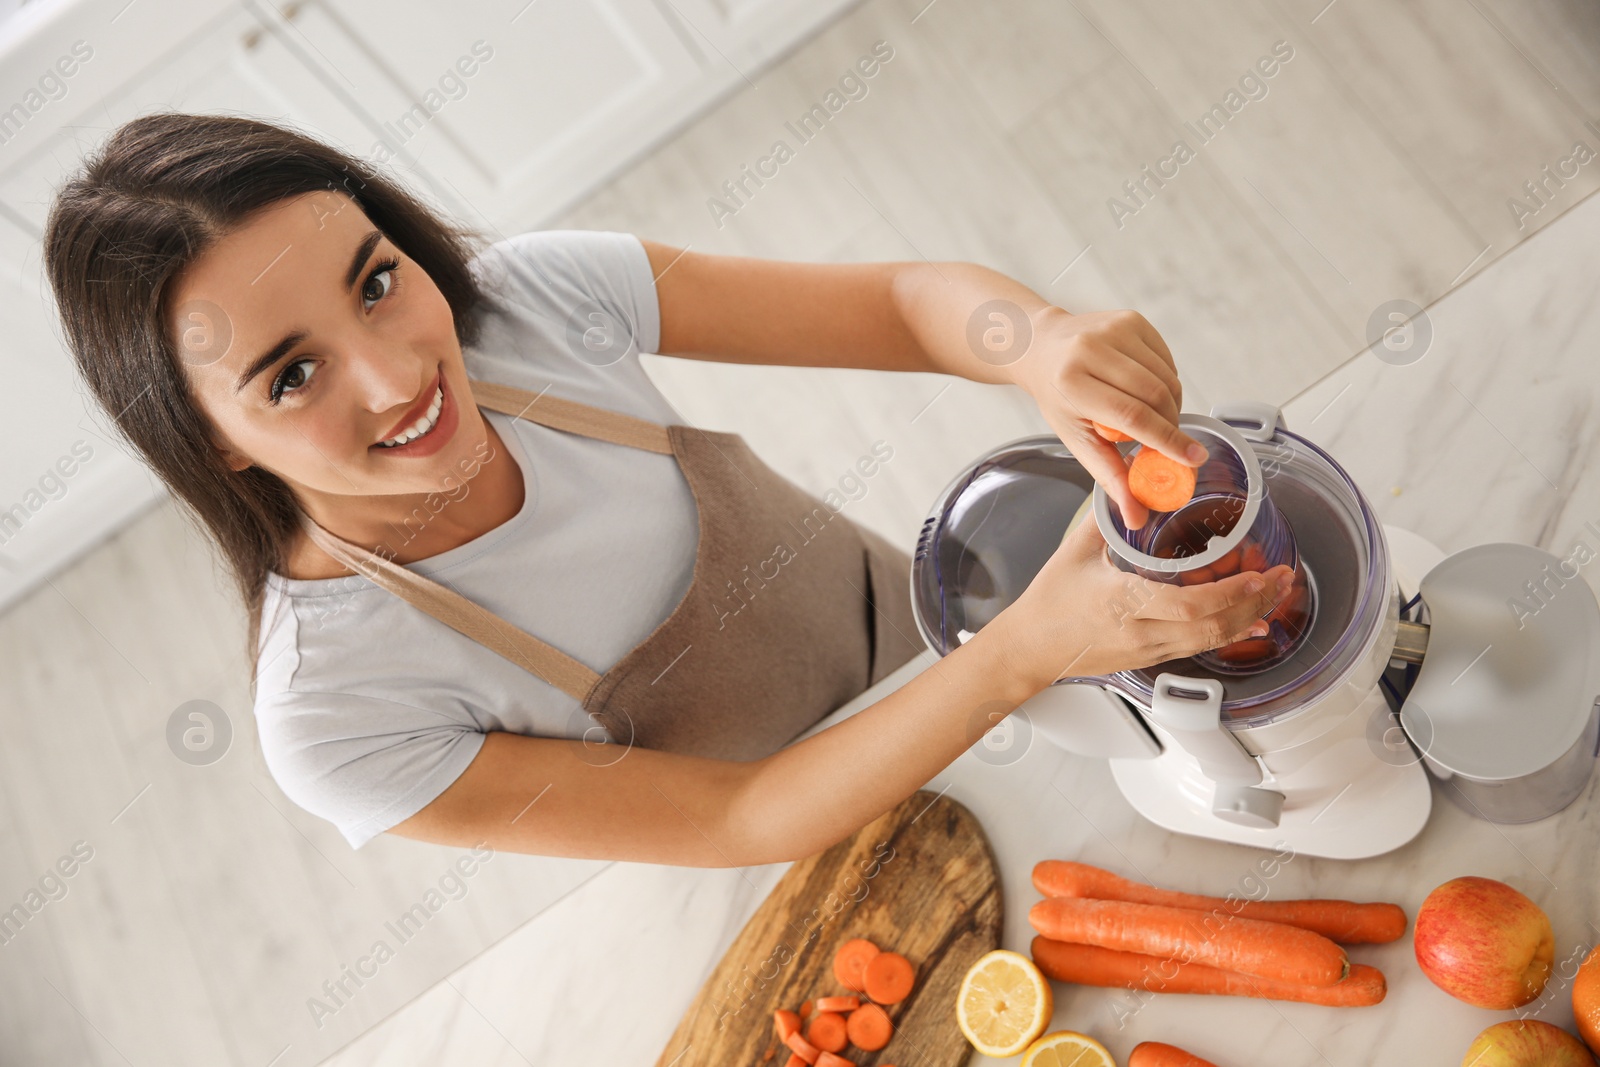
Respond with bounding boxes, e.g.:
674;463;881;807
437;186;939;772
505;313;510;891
988;512;1296;694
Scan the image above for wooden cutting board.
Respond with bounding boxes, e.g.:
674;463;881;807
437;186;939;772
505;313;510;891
655;789;1002;1067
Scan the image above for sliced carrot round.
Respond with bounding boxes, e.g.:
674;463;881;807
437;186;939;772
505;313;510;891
784;1031;820;1065
774;1009;801;1042
833;939;880;993
1092;420;1133;443
798;999;813;1020
816;1052;857;1067
863;951;915;1005
806;1011;848;1054
845;1001;893;1051
1128;448;1197;513
813;995;859;1013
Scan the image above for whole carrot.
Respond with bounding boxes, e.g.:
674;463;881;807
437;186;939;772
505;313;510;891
1032;860;1407;945
1030;936;1385;1007
1128;1042;1221;1067
1028;896;1349;987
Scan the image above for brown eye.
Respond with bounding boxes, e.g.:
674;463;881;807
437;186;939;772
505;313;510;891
269;358;317;404
361;258;400;309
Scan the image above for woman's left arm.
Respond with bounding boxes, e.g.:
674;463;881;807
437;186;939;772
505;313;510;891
640;240;1208;529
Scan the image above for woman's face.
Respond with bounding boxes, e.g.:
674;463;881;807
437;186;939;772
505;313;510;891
171;190;487;499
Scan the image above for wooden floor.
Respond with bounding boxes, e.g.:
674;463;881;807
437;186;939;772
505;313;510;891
1;1;1596;1064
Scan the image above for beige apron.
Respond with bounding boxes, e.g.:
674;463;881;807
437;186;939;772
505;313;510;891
298;377;925;761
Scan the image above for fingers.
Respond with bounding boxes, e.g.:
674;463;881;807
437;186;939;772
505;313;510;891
1138;565;1295;623
1128;311;1174;373
1134;566;1297;660
1066;432;1150;531
1097;334;1183;417
1080;379;1207;470
1087;353;1181;429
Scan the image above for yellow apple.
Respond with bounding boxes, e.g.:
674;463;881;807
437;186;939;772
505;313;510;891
1461;1020;1595;1066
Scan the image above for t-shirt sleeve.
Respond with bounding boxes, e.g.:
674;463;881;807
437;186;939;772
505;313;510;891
481;229;661;362
256;691;488;850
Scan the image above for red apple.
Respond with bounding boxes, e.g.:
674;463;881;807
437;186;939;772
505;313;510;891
1415;876;1554;1009
1461;1020;1595;1067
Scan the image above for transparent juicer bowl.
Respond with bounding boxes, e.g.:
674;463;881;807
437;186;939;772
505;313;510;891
910;413;1393;733
1094;418;1317;674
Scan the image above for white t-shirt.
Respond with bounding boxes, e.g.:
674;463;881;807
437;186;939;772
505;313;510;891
252;230;700;849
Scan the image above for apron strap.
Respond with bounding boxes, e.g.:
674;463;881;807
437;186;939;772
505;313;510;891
297;514;602;703
468;377;673;454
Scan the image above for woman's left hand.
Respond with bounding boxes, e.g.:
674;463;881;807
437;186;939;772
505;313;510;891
1004;306;1208;530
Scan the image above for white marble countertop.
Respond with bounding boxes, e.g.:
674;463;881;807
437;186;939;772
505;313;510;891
323;193;1600;1067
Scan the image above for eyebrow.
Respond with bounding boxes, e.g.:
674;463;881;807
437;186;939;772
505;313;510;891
232;229;385;394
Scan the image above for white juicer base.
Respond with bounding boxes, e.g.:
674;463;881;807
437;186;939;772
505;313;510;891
1105;524;1444;859
1108;693;1432;859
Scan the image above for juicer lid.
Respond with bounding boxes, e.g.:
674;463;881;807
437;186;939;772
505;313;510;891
909;403;1393;726
1401;542;1600;781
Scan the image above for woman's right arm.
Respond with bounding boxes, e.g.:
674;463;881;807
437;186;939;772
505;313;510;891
386;615;1043;865
388;516;1292;865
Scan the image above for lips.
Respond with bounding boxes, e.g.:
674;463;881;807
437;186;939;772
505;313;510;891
376;369;443;446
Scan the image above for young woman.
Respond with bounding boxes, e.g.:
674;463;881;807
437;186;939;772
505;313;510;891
44;114;1291;864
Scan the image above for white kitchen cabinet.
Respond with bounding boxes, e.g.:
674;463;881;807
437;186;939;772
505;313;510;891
307;0;858;228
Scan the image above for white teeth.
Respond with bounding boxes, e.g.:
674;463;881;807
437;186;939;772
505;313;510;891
379;385;443;447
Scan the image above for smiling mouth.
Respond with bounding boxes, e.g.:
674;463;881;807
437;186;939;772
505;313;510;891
375;380;444;448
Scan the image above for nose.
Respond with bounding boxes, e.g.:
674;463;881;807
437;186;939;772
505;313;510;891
346;345;430;416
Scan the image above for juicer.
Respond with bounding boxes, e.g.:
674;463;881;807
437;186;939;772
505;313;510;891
910;402;1600;859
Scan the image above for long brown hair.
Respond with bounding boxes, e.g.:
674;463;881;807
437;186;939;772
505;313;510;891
43;113;490;680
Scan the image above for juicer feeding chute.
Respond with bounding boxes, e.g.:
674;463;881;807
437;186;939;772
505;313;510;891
1091;411;1316;675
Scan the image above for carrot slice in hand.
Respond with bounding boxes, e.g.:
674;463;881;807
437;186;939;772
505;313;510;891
813;995;859;1013
863;951;916;1004
774;1009;801;1042
1092;420;1133;443
806;1011;848;1054
1128;447;1197;513
833;939;880;993
845;1002;893;1051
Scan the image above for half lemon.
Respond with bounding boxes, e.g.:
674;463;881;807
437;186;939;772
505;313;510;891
1022;1030;1117;1067
956;949;1054;1058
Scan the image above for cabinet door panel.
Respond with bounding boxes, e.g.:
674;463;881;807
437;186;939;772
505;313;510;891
657;0;863;69
0;7;383;232
313;0;705;224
